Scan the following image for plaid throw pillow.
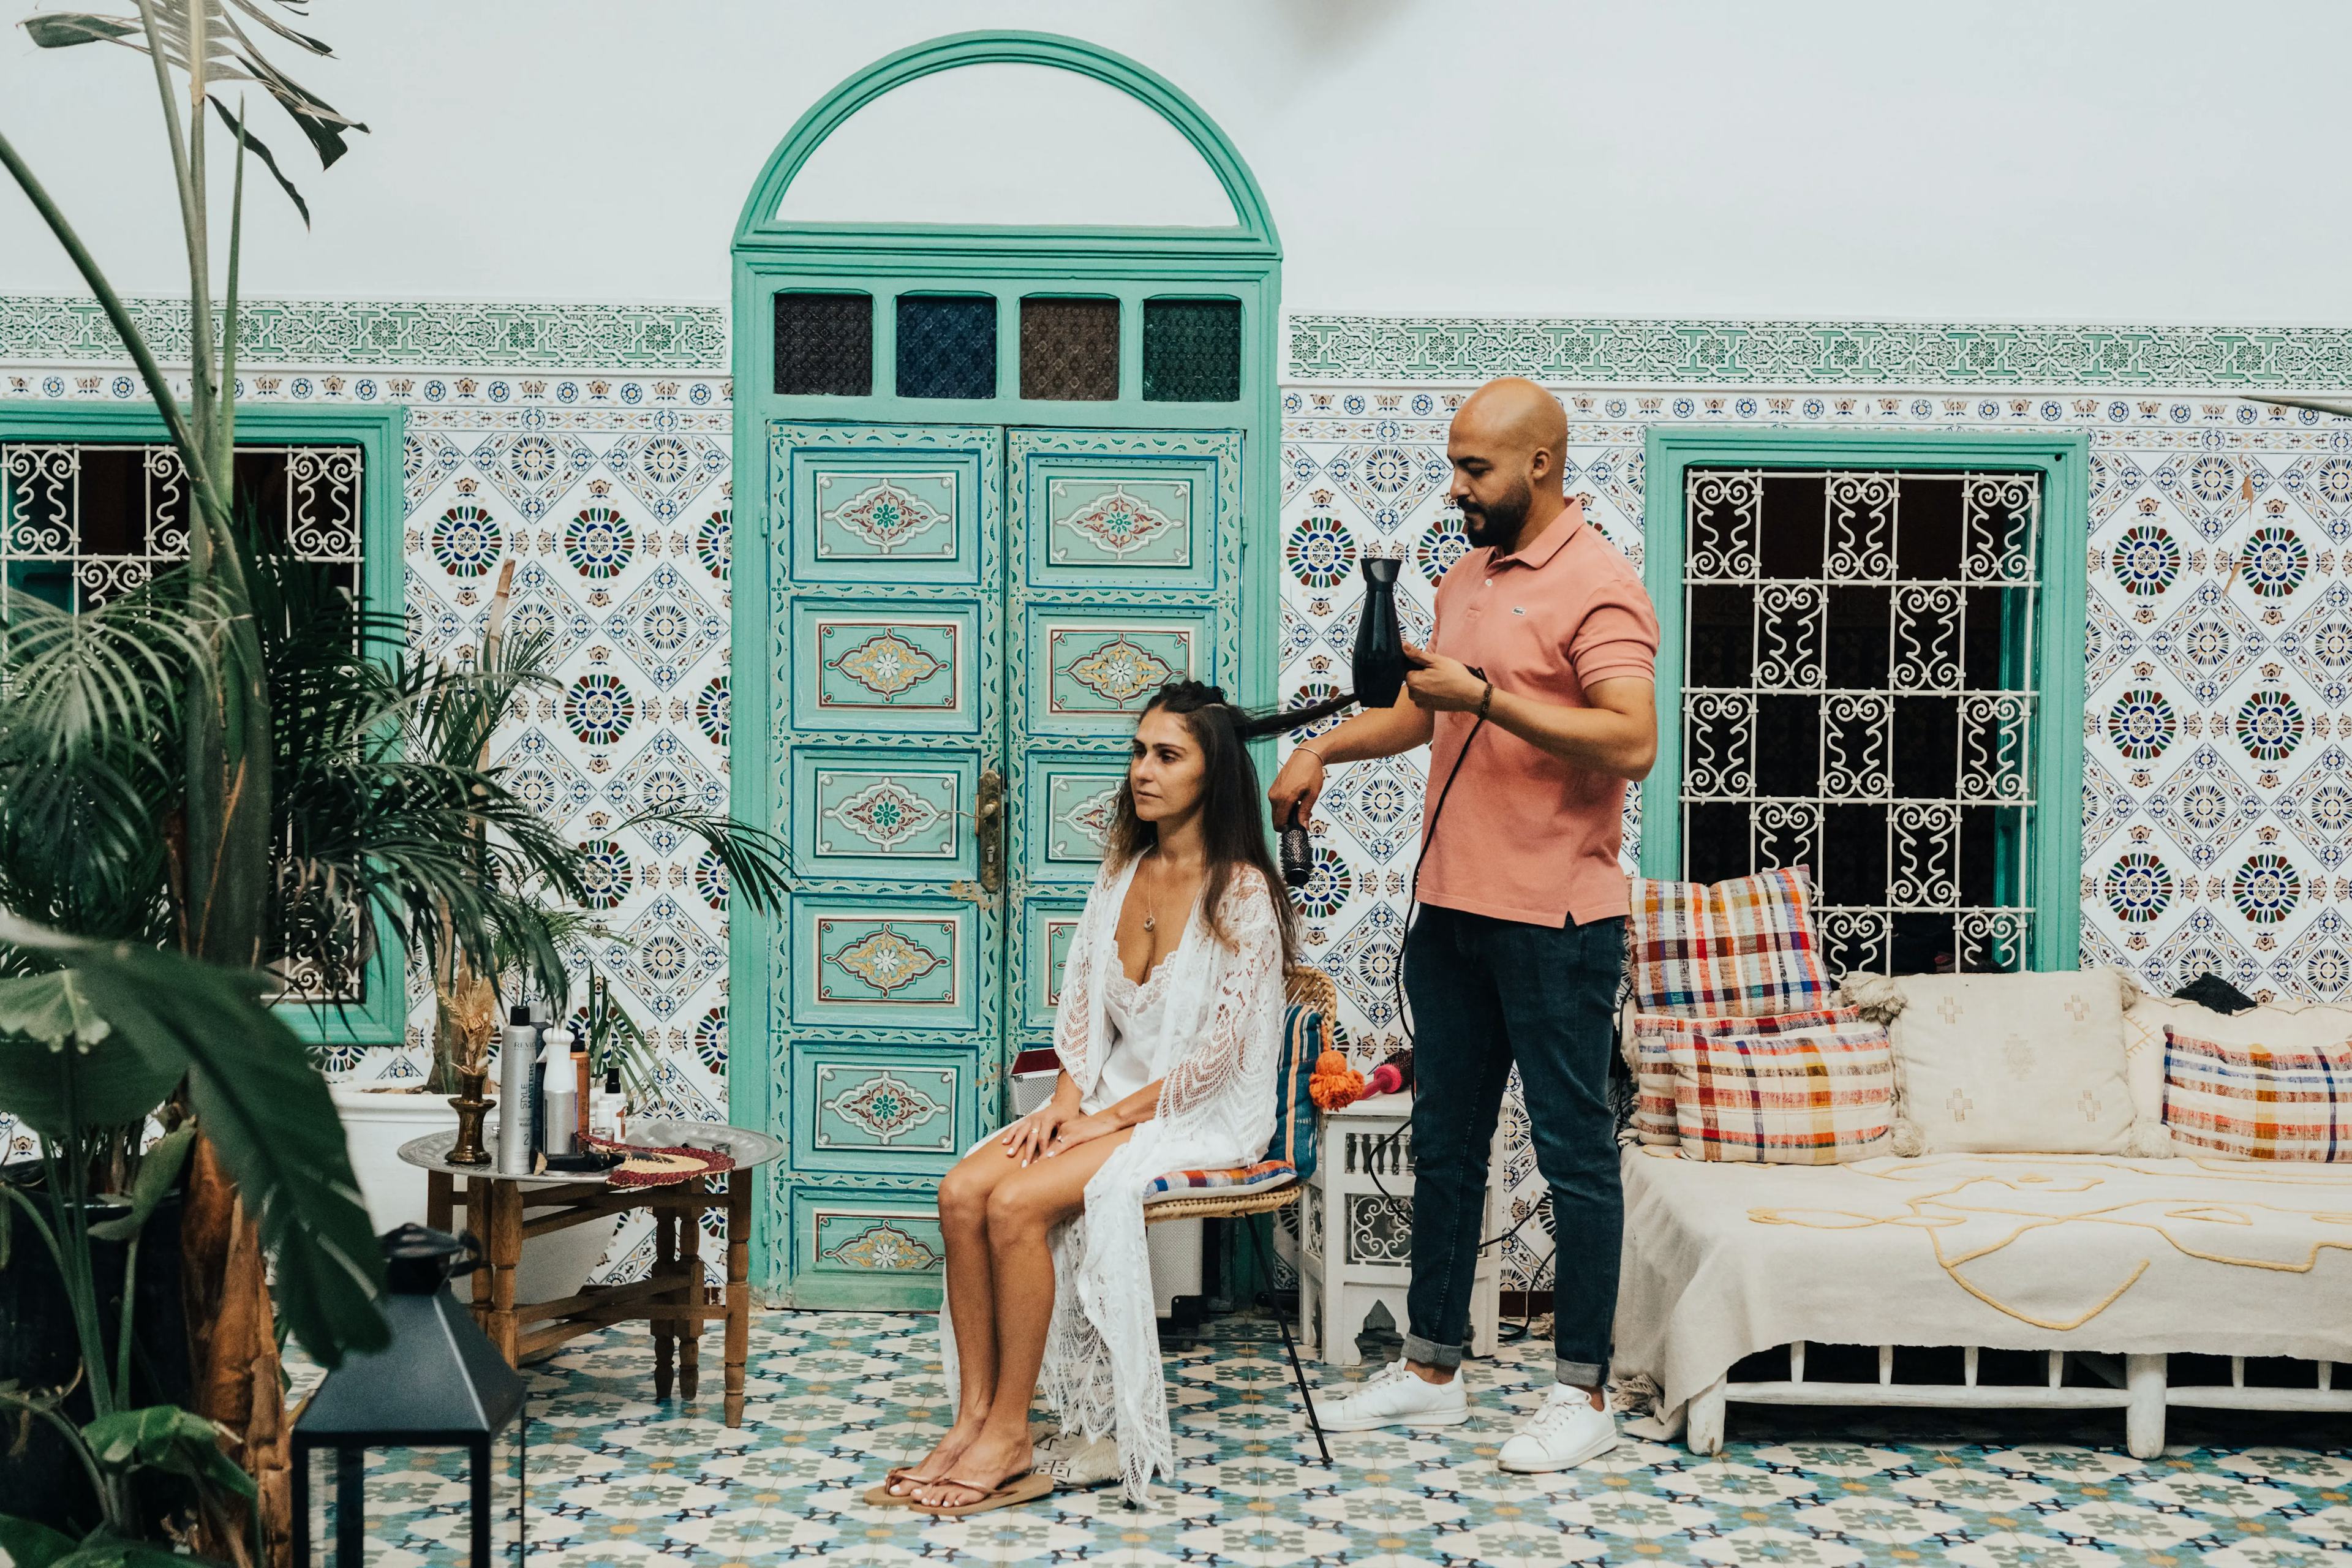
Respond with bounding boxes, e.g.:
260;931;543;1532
1629;1005;1858;1148
1629;865;1833;1017
1643;1006;1895;1164
2164;1026;2352;1160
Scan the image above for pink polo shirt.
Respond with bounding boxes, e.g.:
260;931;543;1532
1416;500;1660;927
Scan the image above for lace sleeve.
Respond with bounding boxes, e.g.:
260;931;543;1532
1052;867;1112;1088
1156;869;1284;1126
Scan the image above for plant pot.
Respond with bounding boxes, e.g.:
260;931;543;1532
0;1172;193;1534
329;1080;459;1238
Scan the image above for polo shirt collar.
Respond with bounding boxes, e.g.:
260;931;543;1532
1491;498;1585;570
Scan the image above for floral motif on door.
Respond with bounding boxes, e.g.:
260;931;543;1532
820;1068;948;1146
1049;626;1192;712
1052;480;1186;559
818;620;957;707
819;472;956;556
816;1219;940;1273
820;919;954;1001
821;774;951;854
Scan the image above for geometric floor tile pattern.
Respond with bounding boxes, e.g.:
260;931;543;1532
308;1310;2352;1566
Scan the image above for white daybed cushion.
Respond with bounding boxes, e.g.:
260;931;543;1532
2116;976;2352;1158
1839;970;2141;1155
1612;1144;2352;1430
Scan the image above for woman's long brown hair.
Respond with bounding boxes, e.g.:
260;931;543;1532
1102;680;1348;969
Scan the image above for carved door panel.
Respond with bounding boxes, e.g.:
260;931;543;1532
771;422;1003;1306
1003;428;1244;1074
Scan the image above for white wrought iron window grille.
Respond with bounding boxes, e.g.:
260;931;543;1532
1;439;371;1001
1680;469;2040;975
1;440;363;613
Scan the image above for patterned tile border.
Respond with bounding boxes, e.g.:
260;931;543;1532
1288;314;2352;390
0;296;727;371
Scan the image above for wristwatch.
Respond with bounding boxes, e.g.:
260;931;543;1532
1476;680;1494;719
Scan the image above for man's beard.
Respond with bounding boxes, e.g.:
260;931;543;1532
1458;481;1531;549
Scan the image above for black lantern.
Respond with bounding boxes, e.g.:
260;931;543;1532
293;1224;527;1566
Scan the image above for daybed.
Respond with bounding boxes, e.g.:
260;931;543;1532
1613;935;2352;1457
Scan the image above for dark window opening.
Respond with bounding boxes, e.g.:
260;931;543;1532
1142;297;1240;402
1678;467;2041;976
773;290;873;397
895;294;997;400
1020;296;1120;401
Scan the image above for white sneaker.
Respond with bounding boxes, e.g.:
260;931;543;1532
1496;1383;1620;1472
1316;1358;1469;1431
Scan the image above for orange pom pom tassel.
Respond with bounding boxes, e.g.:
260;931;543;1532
1308;1047;1365;1111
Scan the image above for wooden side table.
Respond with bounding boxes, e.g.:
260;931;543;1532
399;1121;783;1428
1297;1092;1507;1366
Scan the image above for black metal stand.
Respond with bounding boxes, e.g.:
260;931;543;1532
1246;1216;1332;1466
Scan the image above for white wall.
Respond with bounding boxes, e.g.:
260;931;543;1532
2;0;2349;323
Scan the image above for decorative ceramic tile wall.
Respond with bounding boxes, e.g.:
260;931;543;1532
12;303;2352;1294
1278;379;2352;1290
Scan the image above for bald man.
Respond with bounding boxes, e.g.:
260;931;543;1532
1270;377;1659;1472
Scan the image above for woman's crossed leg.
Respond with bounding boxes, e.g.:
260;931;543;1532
891;1122;1136;1506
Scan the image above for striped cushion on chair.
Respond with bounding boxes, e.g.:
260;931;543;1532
1267;1005;1324;1178
1629;865;1833;1018
1643;1006;1895;1164
1144;1158;1297;1204
2164;1026;2352;1160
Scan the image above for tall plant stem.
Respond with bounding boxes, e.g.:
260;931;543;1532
0;1389;119;1535
0;129;215;499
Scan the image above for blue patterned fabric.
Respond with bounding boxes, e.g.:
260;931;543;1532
1142;1158;1297;1203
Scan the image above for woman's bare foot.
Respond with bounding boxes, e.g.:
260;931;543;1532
910;1425;1034;1509
886;1419;986;1499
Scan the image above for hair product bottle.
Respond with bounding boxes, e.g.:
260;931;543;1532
540;1027;578;1159
495;1006;539;1174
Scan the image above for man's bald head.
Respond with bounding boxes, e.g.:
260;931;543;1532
1447;377;1570;552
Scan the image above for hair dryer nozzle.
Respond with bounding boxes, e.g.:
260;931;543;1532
1352;553;1408;709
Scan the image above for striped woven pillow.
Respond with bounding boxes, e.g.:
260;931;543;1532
1266;1005;1323;1178
2163;1027;2352;1160
1629;865;1833;1018
1646;1006;1895;1164
1144;1158;1297;1203
1629;1006;1860;1149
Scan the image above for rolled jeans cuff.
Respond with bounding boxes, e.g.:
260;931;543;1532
1556;1358;1604;1389
1401;1332;1464;1370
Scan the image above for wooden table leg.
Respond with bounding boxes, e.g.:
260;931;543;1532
427;1169;453;1236
654;1197;676;1402
482;1179;522;1366
724;1170;751;1427
679;1178;704;1403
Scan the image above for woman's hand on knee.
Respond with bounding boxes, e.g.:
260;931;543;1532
1000;1101;1073;1167
1043;1110;1121;1157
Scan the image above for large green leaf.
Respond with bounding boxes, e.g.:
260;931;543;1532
0;1513;78;1568
82;1406;254;1500
0;972;182;1137
0;918;387;1364
86;1122;195;1242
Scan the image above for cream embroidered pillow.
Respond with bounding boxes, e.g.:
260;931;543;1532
1839;970;2141;1155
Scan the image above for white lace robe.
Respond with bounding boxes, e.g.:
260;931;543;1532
938;856;1286;1504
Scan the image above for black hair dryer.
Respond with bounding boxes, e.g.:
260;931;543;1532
1352;555;1408;709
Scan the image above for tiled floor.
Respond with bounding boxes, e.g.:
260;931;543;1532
315;1310;2352;1566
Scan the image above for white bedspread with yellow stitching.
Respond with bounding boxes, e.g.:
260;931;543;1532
1614;1146;2352;1421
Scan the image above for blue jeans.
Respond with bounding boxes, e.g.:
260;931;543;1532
1400;905;1626;1388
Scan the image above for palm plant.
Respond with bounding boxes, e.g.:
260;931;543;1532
0;4;785;1561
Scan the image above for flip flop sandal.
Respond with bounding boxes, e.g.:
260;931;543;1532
907;1469;1056;1517
1036;1433;1120;1491
862;1466;925;1507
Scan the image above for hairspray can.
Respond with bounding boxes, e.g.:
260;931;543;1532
495;1005;538;1174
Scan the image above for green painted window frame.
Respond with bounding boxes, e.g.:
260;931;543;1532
0;400;410;1043
729;31;1284;1295
1638;427;2090;971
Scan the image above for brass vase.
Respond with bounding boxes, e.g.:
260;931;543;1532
448;1067;493;1167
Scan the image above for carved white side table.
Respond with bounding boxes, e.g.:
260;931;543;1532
1297;1091;1507;1366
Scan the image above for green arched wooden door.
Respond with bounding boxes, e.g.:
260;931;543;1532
729;32;1282;1306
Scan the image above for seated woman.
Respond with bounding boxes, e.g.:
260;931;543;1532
880;680;1307;1514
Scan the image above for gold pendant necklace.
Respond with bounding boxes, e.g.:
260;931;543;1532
1140;851;1159;932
